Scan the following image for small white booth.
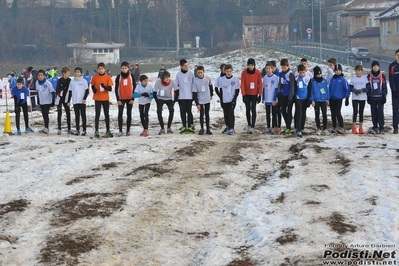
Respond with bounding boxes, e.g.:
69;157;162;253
67;41;125;64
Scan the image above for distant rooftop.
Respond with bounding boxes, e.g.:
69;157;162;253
345;0;399;11
242;15;289;25
67;42;125;49
349;27;379;38
376;2;399;20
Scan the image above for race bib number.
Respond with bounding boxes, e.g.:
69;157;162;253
100;86;104;92
320;88;326;94
373;83;378;90
201;85;206;92
160;90;165;97
250;82;255;89
299;82;303;89
123;79;128;86
21;93;25;99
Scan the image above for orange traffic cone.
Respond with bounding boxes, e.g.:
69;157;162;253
3;111;12;134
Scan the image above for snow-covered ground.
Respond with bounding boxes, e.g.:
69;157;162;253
0;48;398;265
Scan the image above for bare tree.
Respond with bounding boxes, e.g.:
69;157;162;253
149;1;175;48
149;0;192;48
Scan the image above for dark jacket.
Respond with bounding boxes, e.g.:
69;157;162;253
56;77;71;101
367;71;387;98
389;61;399;95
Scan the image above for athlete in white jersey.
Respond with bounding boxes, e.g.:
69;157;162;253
174;59;195;133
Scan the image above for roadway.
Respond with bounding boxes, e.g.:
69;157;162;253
294;46;393;73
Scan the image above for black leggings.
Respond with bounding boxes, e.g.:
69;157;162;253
276;102;282;127
139;103;150;130
40;104;51;129
178;100;193;128
118;100;133;132
330;99;343;128
243;95;258;127
222;101;236;129
15;102;29;130
74;104;87;131
279;95;293;129
314;102;328;130
352;100;366;123
295;99;308;131
57;101;71;130
199;103;210;129
265;105;278;128
95;101;110;131
156;99;174;129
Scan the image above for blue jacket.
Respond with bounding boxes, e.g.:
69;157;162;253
51;76;59;90
9;75;17;89
296;75;310;100
367;72;387;98
329;74;350;100
83;74;91;85
11;85;29;105
278;70;295;97
311;78;329;102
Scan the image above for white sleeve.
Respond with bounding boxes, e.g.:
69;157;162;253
154;81;159;92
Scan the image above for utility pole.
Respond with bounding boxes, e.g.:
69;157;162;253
128;9;131;47
249;9;253;47
319;0;322;60
311;0;314;43
176;0;180;61
108;7;112;41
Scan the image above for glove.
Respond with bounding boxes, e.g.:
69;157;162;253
257;96;261;104
141;92;149;97
367;97;371;105
345;98;349;106
232;96;237;105
382;97;386;104
354;90;360;95
361;88;367;93
101;83;111;91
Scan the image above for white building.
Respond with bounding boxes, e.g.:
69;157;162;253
67;42;125;64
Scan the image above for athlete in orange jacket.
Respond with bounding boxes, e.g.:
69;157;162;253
241;58;262;133
91;62;114;137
